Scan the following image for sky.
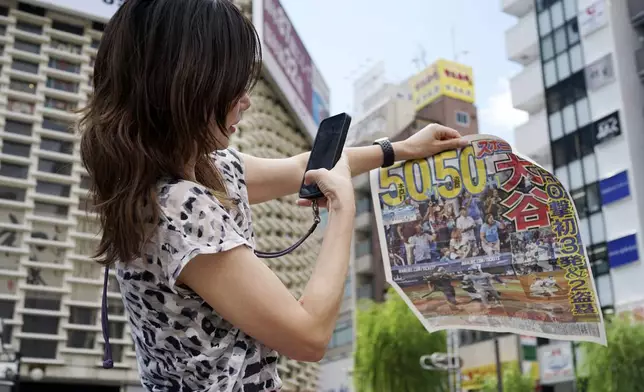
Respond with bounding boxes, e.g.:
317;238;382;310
279;0;529;145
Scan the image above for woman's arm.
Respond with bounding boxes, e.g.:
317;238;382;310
240;143;401;205
239;123;467;204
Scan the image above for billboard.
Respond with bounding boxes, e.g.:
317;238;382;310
408;59;475;110
254;0;331;140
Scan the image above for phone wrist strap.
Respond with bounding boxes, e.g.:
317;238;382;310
254;200;321;259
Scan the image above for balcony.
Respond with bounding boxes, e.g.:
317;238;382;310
354;240;373;275
636;46;644;81
505;11;539;66
501;0;533;17
628;0;644;26
510;61;545;114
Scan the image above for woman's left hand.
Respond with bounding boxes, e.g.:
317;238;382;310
397;123;469;161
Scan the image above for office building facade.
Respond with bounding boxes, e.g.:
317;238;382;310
0;0;328;390
504;0;644;389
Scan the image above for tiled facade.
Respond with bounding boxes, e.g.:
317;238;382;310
0;0;320;390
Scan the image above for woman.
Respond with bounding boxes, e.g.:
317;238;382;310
80;1;466;391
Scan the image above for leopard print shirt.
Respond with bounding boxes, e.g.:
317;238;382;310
116;149;281;392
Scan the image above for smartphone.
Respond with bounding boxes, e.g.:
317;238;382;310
298;113;352;200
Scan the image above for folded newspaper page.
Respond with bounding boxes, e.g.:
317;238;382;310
370;134;606;344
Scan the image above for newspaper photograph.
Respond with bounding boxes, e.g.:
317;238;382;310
370;134;606;344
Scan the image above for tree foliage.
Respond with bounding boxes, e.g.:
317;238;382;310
580;315;644;392
353;288;447;392
480;364;534;392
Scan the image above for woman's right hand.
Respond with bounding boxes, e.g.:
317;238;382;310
296;154;354;212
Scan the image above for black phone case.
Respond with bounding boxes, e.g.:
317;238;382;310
298;113;352;200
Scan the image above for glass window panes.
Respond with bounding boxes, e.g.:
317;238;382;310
0;185;26;201
48;59;80;74
23;292;61;310
551;1;565;28
567;20;580;45
571;188;587;216
586;182;601;214
563;104;577;133
46;78;78;93
11;60;38;74
34;202;68;219
37;159;72;176
579;218;591;246
2;141;30;157
9;79;36;94
538;10;552;36
23;315;59;334
51;21;84;36
564;0;577;20
16;21;42;35
556;52;571;81
568;160;584;190
69;306;96;325
67;330;94;349
554;27;567;54
596;274;614;307
80;175;91;189
4;120;32;136
555;166;569;190
20;339;57;359
582;154;598;184
541;36;554;61
14;39;40;54
579;125;594;156
0;162;28;179
590;212;605;244
35;181;70;197
575;98;591;127
552;138;566;168
42;117;71;133
569;44;583;73
549;111;564;140
40;138;74;155
544;59;557;87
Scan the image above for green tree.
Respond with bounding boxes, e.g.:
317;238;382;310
353;288;447;392
480;364;534;392
580;315;644;392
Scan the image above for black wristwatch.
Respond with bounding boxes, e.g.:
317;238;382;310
373;137;395;168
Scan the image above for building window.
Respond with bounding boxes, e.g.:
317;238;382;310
7;100;34;115
13;39;40;54
67;331;95;349
44;97;76;112
42;117;71;133
35;180;71;198
12;59;39;74
48;58;80;74
455;111;470;127
80;175;91;189
23;315;59;335
40;138;74;155
9;78;36;94
37;159;72;176
91;39;100;49
4;120;32;136
69;306;96;325
50;39;82;55
51;21;84;36
34;202;69;219
1;140;31;157
0;162;28;179
20;340;57;359
92;21;105;32
15;21;42;35
46;77;78;93
17;2;46;17
0;185;26;201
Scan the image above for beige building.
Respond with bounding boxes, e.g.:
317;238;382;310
0;0;326;391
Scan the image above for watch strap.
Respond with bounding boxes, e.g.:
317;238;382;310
373;138;395;168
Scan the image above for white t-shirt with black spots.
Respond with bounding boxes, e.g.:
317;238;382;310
116;149;281;392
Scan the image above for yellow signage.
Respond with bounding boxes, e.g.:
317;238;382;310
408;58;475;110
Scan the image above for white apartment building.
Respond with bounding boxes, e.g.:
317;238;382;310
504;0;644;389
0;0;329;391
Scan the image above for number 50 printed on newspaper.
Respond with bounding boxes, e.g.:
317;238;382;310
370;134;606;345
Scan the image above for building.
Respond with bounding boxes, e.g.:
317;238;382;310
502;0;644;389
0;0;329;390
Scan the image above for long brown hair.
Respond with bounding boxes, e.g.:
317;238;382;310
79;0;262;266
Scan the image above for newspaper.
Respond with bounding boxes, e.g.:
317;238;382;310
370;134;606;344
